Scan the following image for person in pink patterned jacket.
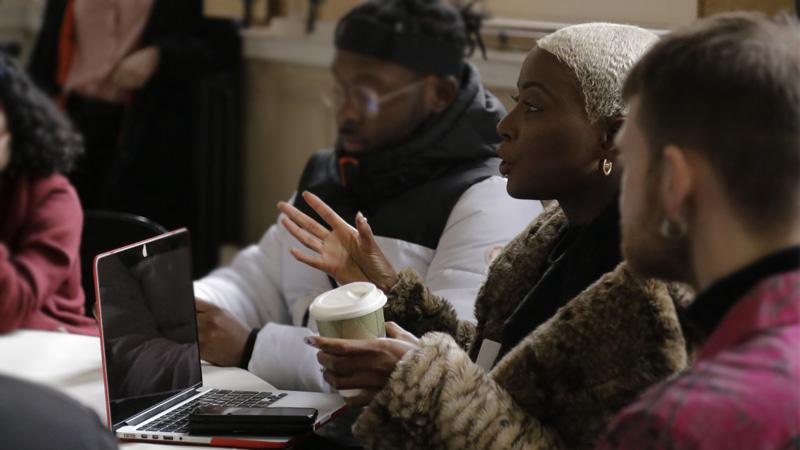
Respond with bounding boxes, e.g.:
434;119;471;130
598;12;800;449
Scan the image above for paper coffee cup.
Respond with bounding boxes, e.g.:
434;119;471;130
309;282;387;397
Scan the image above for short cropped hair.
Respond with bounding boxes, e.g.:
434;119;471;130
0;52;83;176
624;13;800;230
537;23;659;123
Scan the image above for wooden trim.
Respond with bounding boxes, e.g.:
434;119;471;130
481;18;669;51
698;0;796;17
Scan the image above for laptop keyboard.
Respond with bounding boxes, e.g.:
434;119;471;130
138;389;288;434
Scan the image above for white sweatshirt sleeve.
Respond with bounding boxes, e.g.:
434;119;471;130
423;176;543;322
193;224;292;328
194;196;333;392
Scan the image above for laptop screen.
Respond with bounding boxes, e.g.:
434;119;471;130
96;229;202;427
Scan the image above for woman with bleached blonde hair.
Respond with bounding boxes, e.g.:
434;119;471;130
281;23;692;450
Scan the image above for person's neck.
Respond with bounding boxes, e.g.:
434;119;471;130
690;213;800;291
557;177;619;226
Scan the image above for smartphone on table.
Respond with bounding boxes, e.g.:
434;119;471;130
188;405;318;436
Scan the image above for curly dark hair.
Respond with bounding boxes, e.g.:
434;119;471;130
0;52;83;176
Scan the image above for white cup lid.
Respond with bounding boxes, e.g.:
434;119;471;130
309;282;387;322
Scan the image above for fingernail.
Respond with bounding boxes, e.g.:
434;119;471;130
304;337;317;347
357;212;367;223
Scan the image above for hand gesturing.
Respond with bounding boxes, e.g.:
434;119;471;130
277;191;399;291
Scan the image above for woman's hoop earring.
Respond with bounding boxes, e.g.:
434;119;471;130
600;158;613;176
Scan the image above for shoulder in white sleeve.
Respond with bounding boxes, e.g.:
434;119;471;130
193;223;292;329
423;176;543;321
248;323;332;392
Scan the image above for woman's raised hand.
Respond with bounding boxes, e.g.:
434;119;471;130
277;191;399;291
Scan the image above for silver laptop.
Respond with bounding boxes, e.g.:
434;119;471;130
94;228;346;448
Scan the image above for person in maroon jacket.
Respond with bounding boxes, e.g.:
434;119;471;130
0;53;97;335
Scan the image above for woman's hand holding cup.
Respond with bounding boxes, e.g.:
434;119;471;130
308;282;419;406
305;322;420;407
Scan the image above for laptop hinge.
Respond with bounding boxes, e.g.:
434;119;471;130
117;388;200;429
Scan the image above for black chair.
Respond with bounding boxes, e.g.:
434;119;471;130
80;210;167;317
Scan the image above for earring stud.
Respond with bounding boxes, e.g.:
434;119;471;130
600;158;613;176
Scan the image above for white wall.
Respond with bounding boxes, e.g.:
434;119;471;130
486;0;697;29
0;0;45;63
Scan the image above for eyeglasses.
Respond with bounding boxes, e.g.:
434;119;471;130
322;79;426;118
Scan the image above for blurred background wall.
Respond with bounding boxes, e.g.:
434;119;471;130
0;0;45;62
2;0;795;260
220;0;794;244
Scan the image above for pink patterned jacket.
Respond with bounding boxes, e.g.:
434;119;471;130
597;253;800;450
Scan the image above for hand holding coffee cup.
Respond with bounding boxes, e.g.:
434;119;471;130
304;323;420;407
309;282;387;396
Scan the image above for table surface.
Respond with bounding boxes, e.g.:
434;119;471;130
0;330;282;449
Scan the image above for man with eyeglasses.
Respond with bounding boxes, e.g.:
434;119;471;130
193;0;541;399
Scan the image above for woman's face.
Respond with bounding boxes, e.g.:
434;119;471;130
0;103;10;174
497;45;609;200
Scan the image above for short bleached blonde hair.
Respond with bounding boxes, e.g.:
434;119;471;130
537;23;659;123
